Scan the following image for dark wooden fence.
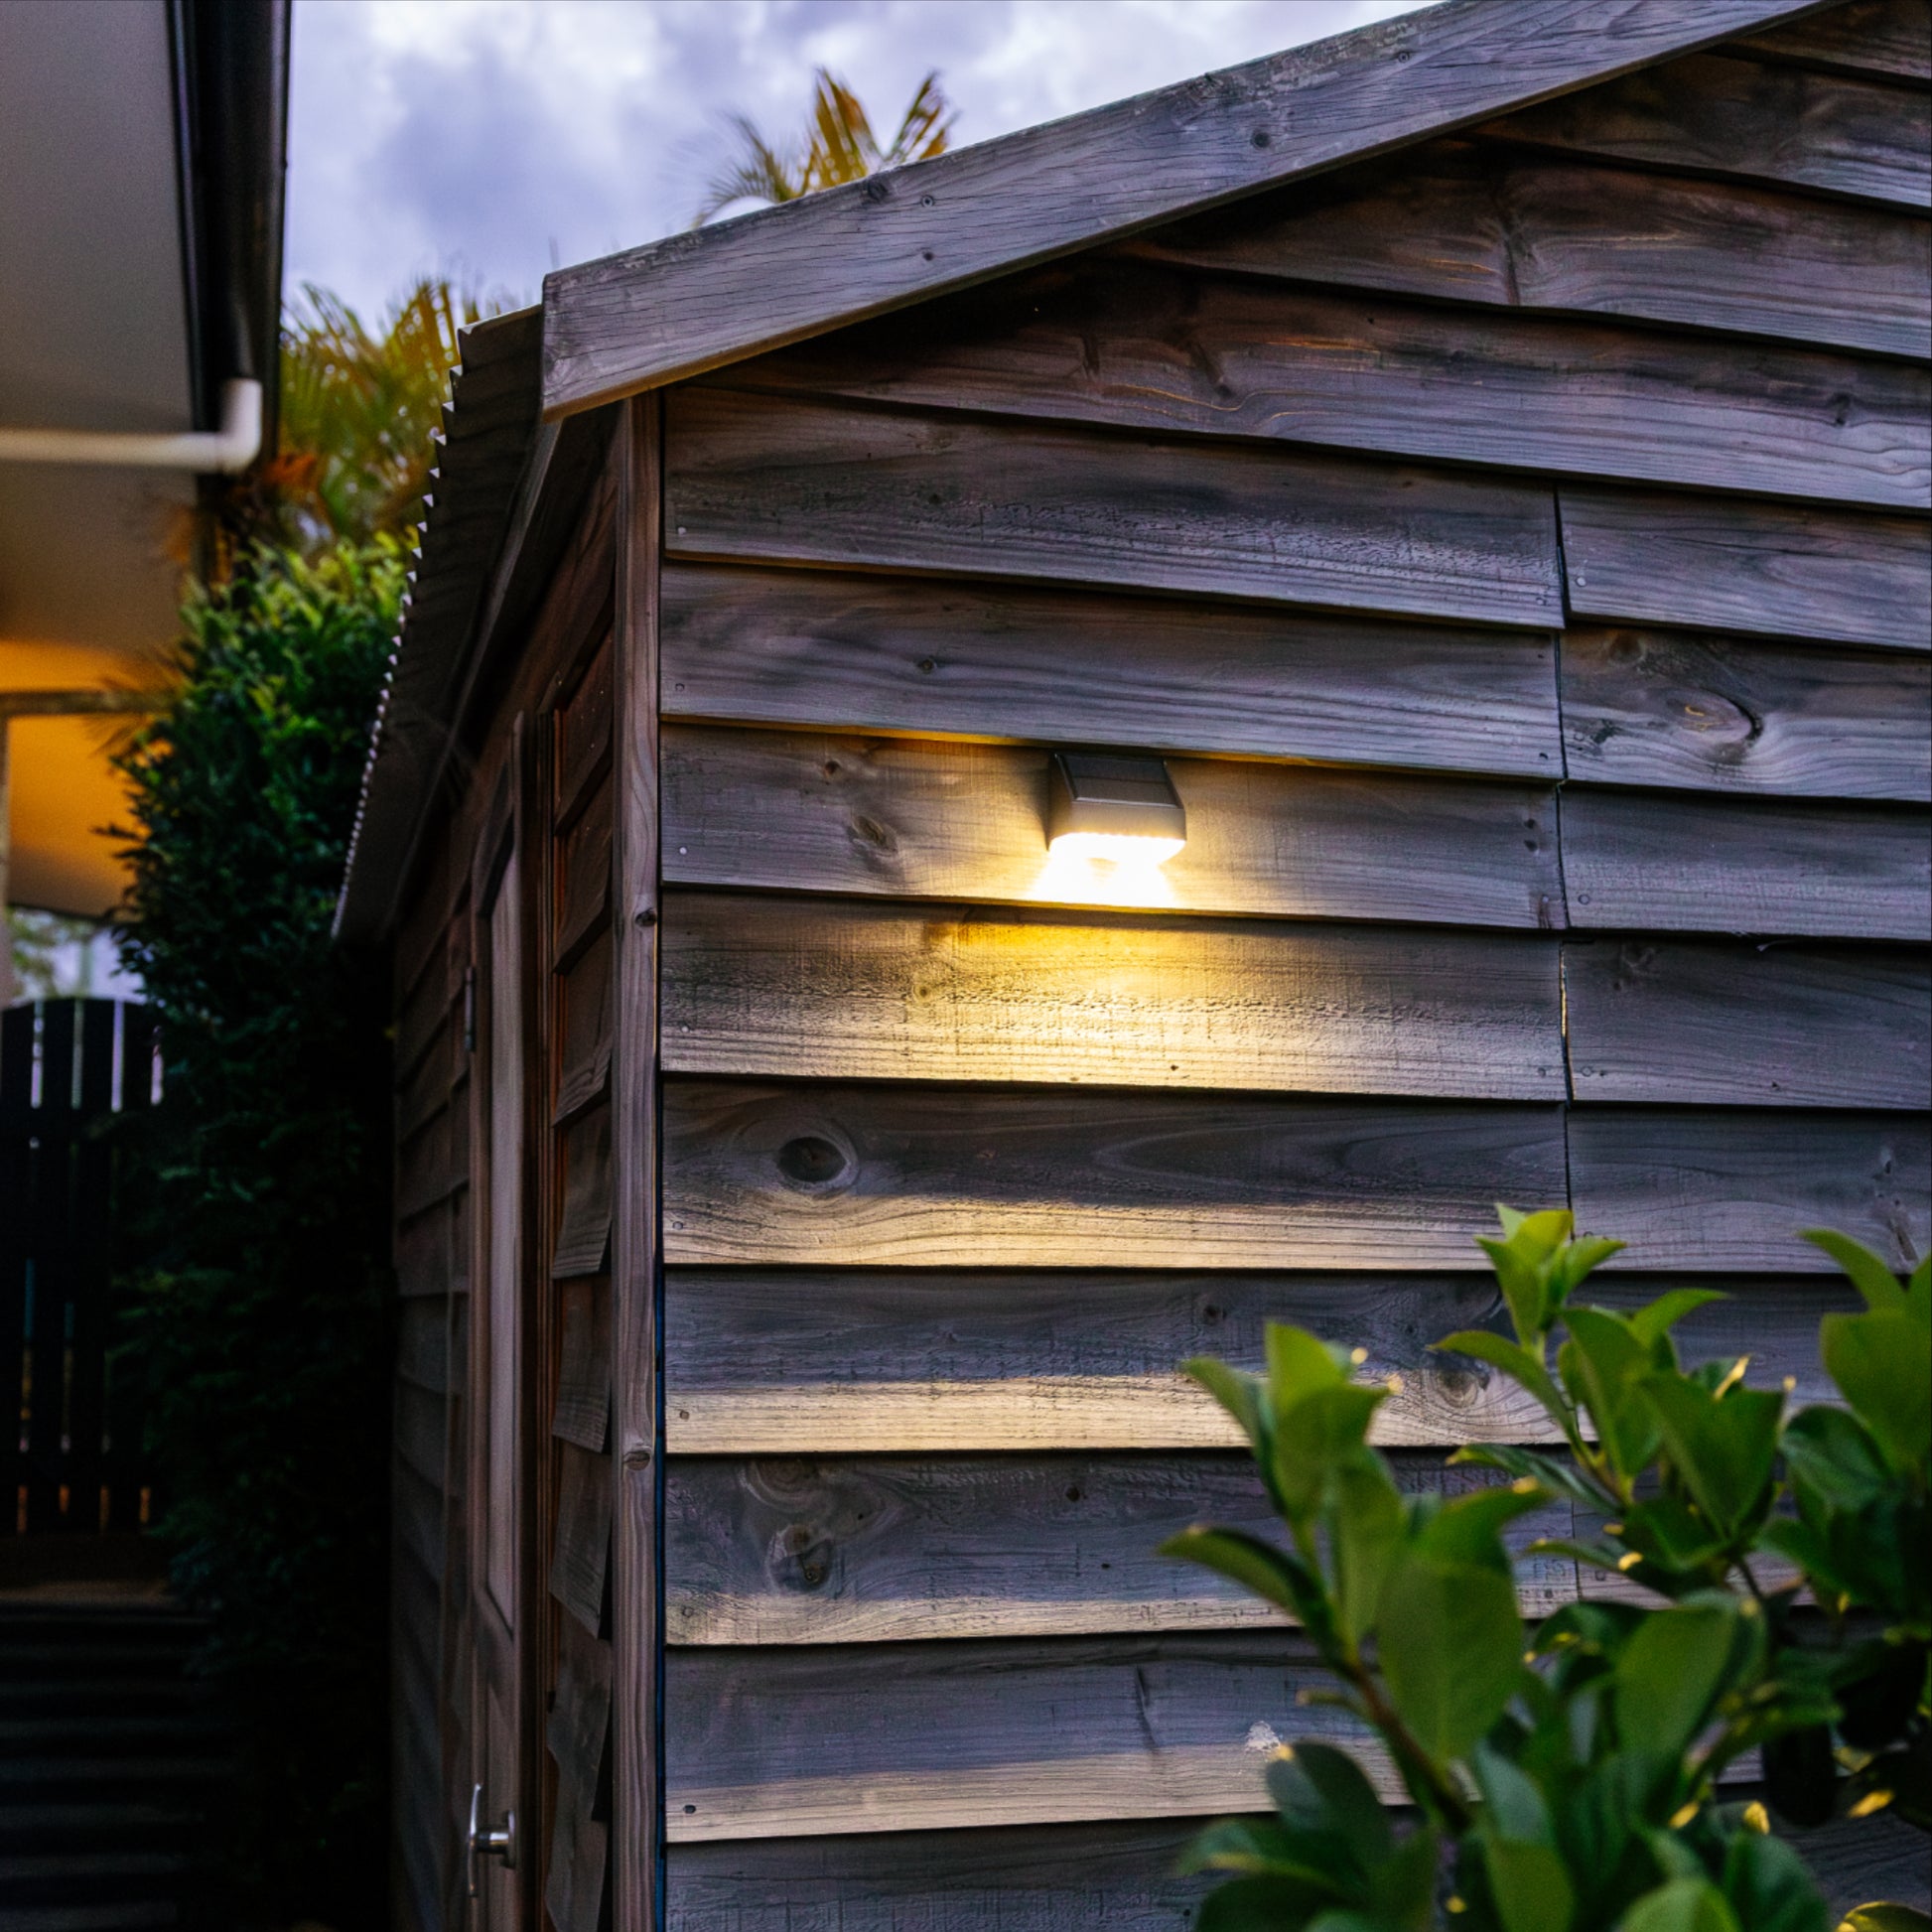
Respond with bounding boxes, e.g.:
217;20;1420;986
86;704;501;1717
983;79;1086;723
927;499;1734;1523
0;999;157;1537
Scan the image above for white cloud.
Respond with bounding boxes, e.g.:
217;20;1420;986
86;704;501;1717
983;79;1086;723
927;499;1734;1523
286;0;1434;317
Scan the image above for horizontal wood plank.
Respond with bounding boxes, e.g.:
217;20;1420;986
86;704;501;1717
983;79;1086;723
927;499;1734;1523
554;786;612;966
723;267;1929;510
662;1268;1849;1453
663;1079;1569;1270
663;727;1566;932
666;1631;1379;1841
1482;52;1932;207
665;389;1565;629
1565;940;1931;1107
1562;789;1931;939
1570;1108;1931;1270
1561;625;1932;801
550;1440;613;1637
661;893;1566;1099
553;932;613;1125
543;0;1820;413
661;562;1562;779
668;1803;1930;1927
664;1450;1579;1644
553;1278;611;1452
1732;0;1932;82
1132;142;1932;361
1560;489;1932;653
553;1104;614;1278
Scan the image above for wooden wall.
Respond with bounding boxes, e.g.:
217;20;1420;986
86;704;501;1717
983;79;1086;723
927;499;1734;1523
649;4;1930;1921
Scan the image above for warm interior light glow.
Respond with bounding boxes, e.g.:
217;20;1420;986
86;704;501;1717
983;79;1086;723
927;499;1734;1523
1046;830;1186;865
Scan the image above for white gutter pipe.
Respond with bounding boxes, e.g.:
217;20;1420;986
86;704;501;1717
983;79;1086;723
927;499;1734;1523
0;377;263;475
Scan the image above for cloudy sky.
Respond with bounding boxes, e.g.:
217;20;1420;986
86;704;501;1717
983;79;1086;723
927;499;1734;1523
286;0;1434;319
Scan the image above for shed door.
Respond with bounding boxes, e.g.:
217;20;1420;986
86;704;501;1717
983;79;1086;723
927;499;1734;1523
472;834;534;1929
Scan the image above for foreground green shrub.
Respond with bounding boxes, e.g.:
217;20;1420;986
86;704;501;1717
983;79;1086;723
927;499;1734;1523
114;540;403;1924
1169;1210;1930;1932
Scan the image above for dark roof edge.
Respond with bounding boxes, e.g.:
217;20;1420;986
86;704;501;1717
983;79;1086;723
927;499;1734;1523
539;0;1831;418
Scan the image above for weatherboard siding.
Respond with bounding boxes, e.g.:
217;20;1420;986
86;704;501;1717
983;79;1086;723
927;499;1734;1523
648;8;1930;1915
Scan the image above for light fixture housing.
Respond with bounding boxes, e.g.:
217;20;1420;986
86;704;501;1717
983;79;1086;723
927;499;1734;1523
1045;752;1186;862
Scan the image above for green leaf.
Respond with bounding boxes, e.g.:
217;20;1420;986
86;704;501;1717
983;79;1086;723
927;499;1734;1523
1436;1330;1573;1440
1452;1443;1606;1513
1616;1878;1742;1932
1177;1818;1347;1883
1802;1229;1908;1313
1720;1827;1827;1932
1823;1311;1932;1475
1562;1308;1662;1480
1267;1322;1348;1413
1273;1384;1390;1525
1366;1826;1439;1925
1484;1837;1576;1932
1642;1373;1783;1538
1377;1553;1526;1762
1333;1456;1405;1646
1478;1236;1554;1345
1267;1742;1394;1871
1161;1527;1327;1630
1620;1494;1729;1574
1626;1289;1728;1355
1472;1741;1554;1844
1553;1234;1627;1303
1195;1875;1347;1932
1183;1356;1271;1460
1780;1405;1892;1517
1414;1482;1548;1574
1612;1602;1743;1766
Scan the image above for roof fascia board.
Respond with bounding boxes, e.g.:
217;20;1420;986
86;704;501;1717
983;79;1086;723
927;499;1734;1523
541;0;1831;419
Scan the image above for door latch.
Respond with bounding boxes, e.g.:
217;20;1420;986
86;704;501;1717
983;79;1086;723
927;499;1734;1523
466;1782;516;1898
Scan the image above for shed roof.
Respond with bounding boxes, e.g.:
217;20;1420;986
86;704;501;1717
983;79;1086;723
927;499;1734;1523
337;0;1835;944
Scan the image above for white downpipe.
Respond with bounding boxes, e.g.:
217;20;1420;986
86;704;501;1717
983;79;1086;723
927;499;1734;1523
0;377;263;475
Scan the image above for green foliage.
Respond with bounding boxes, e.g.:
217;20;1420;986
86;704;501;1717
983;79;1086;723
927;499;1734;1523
111;540;404;1923
1167;1209;1932;1931
693;67;955;224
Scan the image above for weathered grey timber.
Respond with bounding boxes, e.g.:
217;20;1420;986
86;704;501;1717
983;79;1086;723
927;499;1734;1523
551;1280;611;1452
551;1106;613;1277
1132;144;1932;360
660;563;1563;778
1737;0;1932;76
541;0;1828;414
1564;940;1931;1107
664;390;1566;628
722;267;1930;508
660;893;1567;1097
661;1080;1569;1270
661;728;1567;931
1560;489;1932;651
1482;52;1932;205
1561;790;1931;938
550;1441;612;1636
1560;627;1932;800
659;1268;1852;1454
1569;1109;1930;1269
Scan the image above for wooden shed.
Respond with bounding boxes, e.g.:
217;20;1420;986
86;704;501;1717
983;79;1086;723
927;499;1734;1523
335;1;1932;1925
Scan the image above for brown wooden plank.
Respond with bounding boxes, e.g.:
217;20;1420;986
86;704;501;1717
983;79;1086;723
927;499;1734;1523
542;0;1827;414
609;391;663;1932
1570;1108;1931;1270
553;1103;614;1278
666;1787;1929;1926
554;782;612;966
1733;0;1932;81
666;1630;1383;1841
1566;940;1931;1107
395;1201;458;1301
546;1618;614;1932
665;1450;1580;1644
723;267;1929;512
664;390;1565;630
396;1296;449;1397
552;931;613;1125
552;1278;611;1452
663;727;1567;932
661;561;1562;780
1561;790;1931;939
396;1102;468;1222
663;1079;1569;1270
662;1268;1847;1453
667;1817;1213;1932
549;1440;612;1637
663;893;1565;1100
1482;52;1932;207
556;628;614;828
1560;489;1932;654
1132;143;1932;361
1561;625;1932;801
